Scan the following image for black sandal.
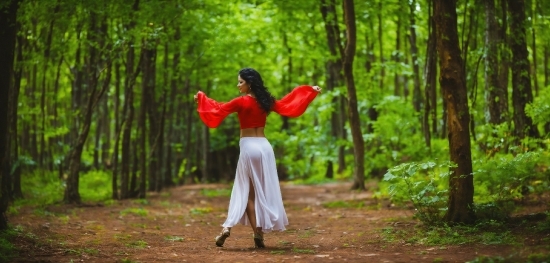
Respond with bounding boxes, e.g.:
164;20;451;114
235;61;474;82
253;233;265;248
215;227;230;247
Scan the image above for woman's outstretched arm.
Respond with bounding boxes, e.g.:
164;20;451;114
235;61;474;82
195;91;242;128
272;85;321;117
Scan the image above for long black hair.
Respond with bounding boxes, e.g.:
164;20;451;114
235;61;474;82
239;68;275;113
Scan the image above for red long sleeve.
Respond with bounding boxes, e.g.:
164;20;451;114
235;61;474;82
196;91;243;128
273;85;319;117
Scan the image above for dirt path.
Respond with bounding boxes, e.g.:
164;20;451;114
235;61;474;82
8;182;547;262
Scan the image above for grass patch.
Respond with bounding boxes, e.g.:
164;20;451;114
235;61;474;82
189;207;213;215
120;208;148;217
130;223;146;229
322;200;364;209
132;199;149;205
65;248;98;256
291;173;336;185
380;223;520;246
165;236;185;242
114;234;132;241
270;250;285;255
200;188;232;198
298;230;314;238
0;227;20;262
292;247;315;254
126;240;148;249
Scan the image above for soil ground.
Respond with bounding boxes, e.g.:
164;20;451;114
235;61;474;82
7;182;550;263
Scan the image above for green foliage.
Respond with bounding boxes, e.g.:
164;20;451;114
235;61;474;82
0;227;19;262
473;151;547;204
467;253;550;263
18;170;64;206
383;161;454;224
200;188;232;198
292;247;315;254
381;222;518;247
17;169;111;206
80;170;112;202
526;87;550;128
120;208;148;217
189;207;213;215
322;200;364;209
126;240;148;249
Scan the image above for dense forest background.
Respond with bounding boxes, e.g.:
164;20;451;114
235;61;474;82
1;0;549;229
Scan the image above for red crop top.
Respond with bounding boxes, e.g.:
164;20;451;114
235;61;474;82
196;85;319;129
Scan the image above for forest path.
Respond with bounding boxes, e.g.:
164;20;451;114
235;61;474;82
9;181;542;262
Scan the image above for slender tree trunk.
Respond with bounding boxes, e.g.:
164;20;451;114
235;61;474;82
377;1;385;91
434;0;475;224
112;63;121;199
320;0;346;177
544;45;548;87
530;0;538;96
409;0;422;112
497;0;511;129
393;11;402;97
423;2;437;148
343;0;365;190
11;28;24;199
201;78;211;184
485;0;508;124
138;45;149;198
142;45;157;192
507;0;539;139
120;0;140;199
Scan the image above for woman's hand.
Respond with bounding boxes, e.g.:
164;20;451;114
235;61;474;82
312;86;322;93
194;91;200;104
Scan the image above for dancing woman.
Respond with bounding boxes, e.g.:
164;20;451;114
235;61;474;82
194;68;321;248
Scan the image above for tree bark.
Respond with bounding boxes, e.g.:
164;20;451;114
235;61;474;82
342;0;365;190
11;25;24;199
320;0;346;177
434;0;476;224
0;0;19;230
507;0;539;139
120;0;140;199
408;0;422;112
423;2;437;148
377;1;385;91
485;0;508;124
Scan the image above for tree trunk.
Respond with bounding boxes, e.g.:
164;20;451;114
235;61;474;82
423;2;437;148
201;79;211;184
342;0;365;190
484;0;508;124
434;0;476;224
544;45;548;87
11;27;24;199
0;0;19;231
142;45;158;192
530;0;538;96
120;0;140;199
507;0;539;139
320;0;346;178
64;57;111;204
138;45;148;198
377;1;385;91
409;0;422;112
393;7;403;97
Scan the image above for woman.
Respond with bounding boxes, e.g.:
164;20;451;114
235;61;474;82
194;68;321;248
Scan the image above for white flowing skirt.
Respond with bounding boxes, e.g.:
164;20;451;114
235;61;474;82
222;137;288;233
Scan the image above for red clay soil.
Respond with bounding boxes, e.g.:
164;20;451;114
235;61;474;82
7;182;549;263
